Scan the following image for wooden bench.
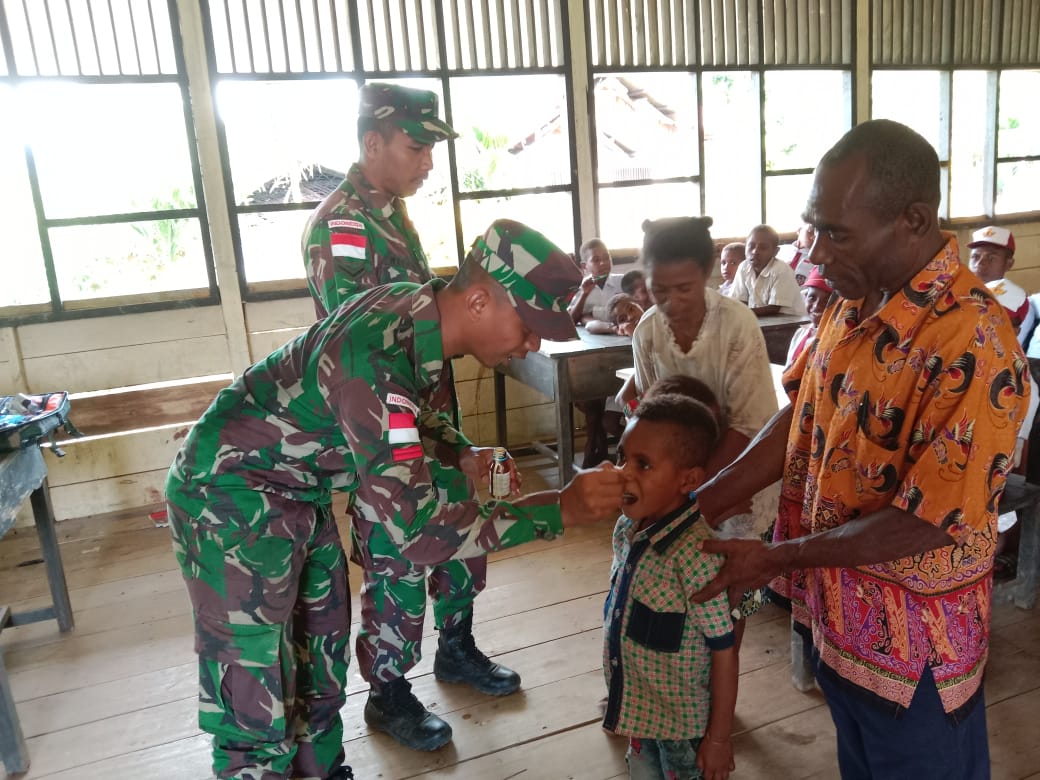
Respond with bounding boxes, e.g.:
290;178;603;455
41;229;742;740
0;445;75;773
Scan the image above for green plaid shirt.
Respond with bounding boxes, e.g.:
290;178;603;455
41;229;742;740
602;503;734;740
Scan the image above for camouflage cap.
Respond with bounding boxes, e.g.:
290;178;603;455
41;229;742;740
359;82;458;145
471;219;581;342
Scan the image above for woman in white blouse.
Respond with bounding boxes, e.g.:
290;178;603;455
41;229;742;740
621;216;780;542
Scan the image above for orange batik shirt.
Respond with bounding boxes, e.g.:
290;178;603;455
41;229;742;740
773;236;1030;718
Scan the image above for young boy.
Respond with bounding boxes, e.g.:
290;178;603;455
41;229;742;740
726;224;807;317
785;266;834;367
603;293;645;336
621;269;652;310
568;238;626;464
568;238;625;330
604;392;738;780
968;225;1034;344
717;242;743;298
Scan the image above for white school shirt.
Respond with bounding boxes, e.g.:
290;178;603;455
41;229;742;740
577;273;626;322
728;257;807;317
631;289;780;538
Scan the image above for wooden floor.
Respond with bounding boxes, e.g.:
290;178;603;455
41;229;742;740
2;453;1040;779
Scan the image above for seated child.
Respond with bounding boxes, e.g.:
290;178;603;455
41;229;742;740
968;225;1034;345
785;267;834;366
726;224;807;317
567;238;626;464
604;392;737;780
621;269;653;311
568;238;625;330
717;242;743;298
589;293;644;337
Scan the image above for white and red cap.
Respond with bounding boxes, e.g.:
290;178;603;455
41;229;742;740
986;278;1030;327
794;256;815;280
969;225;1015;253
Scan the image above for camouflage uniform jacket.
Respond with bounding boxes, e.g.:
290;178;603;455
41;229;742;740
302;163;432;319
166;281;563;565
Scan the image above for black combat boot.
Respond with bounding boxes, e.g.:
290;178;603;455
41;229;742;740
433;613;522;696
364;676;452;752
325;766;354;779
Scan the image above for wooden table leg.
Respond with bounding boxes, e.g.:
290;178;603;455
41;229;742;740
29;479;74;632
555;360;576;484
0;608;29;774
1014;497;1040;610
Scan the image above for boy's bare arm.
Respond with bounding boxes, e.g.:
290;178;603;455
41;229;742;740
698;644;738;780
583;318;615;334
567;275;596;323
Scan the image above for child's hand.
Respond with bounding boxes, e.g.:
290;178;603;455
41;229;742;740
697;735;734;780
580;274;597;293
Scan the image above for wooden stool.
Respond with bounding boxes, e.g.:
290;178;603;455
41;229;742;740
0;446;76;773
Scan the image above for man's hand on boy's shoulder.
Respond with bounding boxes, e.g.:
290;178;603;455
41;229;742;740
691;538;782;603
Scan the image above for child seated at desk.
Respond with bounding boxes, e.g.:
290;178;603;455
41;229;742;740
785;266;834;367
568;238;626;465
586;293;645;337
603;392;737;780
620;269;652;311
568;238;625;331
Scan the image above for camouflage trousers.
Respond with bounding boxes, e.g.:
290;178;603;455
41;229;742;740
167;494;350;780
352;461;487;684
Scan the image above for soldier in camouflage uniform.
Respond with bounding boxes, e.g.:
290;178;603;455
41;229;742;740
301;83;512;752
168;220;626;779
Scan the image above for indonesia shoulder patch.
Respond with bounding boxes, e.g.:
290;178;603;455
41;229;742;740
331;231;367;260
328;218;364;230
388;412;422;462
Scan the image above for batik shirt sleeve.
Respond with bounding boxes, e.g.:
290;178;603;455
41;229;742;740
893;314;1028;540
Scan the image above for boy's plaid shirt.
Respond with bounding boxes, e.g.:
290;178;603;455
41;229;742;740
602;503;734;740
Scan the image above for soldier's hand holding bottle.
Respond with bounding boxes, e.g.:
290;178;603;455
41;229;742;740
459;445;521;497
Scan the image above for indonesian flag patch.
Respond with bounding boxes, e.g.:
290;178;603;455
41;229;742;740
331;230;366;260
388;412;422;462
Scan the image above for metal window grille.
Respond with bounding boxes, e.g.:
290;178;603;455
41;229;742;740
204;0;565;74
587;0;853;68
872;0;1040;67
1;0;179;76
0;0;214;324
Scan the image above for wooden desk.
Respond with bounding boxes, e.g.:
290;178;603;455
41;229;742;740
758;314;809;365
0;445;75;773
493;328;632;484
